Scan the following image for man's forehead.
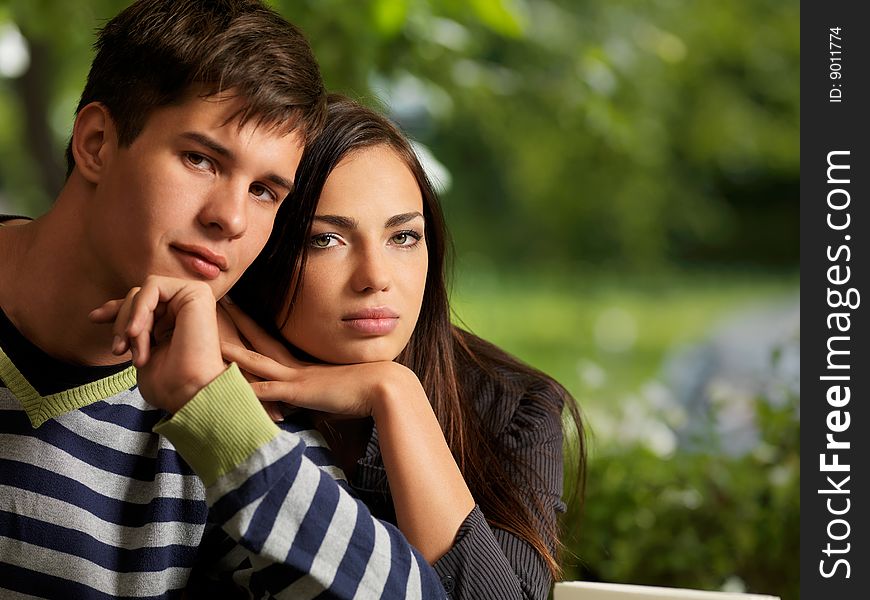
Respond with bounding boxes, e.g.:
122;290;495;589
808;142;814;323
146;88;295;140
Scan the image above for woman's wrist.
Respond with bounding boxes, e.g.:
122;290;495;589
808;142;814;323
369;362;427;422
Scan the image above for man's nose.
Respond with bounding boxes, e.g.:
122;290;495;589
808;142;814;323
198;183;249;239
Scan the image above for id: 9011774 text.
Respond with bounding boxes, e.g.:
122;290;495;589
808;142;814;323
829;27;843;103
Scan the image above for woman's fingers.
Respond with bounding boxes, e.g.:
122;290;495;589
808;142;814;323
217;303;249;349
218;298;298;366
221;341;293;382
250;372;369;417
250;380;300;404
261;401;293;422
239;367;262;385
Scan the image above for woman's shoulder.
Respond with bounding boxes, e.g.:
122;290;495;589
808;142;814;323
452;328;566;435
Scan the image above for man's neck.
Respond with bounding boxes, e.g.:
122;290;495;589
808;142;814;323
0;192;131;367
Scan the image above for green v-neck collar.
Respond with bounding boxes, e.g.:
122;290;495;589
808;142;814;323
0;346;136;427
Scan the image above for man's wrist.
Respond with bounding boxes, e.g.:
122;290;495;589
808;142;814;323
172;362;227;412
155;363;280;486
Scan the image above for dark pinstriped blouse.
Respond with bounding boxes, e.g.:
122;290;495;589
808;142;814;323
349;362;566;600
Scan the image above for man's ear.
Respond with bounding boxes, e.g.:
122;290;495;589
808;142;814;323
70;102;117;184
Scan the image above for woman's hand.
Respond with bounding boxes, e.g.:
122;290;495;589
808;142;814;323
219;297;421;420
89;275;225;413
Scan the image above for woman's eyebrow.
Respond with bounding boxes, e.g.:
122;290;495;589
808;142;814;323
385;212;424;228
314;215;357;229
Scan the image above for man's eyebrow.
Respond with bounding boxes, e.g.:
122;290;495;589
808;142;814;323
180;131;294;193
180;132;234;160
314;215;357;229
266;174;295;194
385;212;424;228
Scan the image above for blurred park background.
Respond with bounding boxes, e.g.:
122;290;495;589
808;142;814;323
0;0;799;598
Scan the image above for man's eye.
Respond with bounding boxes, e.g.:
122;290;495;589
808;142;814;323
250;183;277;203
184;152;213;171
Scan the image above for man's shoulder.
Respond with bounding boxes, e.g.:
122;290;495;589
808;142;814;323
0;214;32;227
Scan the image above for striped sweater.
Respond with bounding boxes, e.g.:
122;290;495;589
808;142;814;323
0;310;446;599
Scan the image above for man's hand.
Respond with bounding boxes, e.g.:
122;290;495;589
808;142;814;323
89;275;225;413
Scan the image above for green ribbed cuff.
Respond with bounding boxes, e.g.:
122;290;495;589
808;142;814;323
154;363;280;486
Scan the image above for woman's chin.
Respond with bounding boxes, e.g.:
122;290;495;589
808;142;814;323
308;342;403;366
290;328;412;365
339;350;401;365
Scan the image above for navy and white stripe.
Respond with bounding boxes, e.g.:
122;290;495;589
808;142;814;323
1;390;204;598
201;421;444;598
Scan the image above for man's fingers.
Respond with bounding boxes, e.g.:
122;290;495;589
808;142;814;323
124;286;162;365
107;287;143;355
89;298;133;357
88;299;125;324
123;277;211;366
100;277;198;365
125;283;164;340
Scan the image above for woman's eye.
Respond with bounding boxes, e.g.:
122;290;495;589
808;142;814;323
250;183;277;203
310;234;339;248
390;231;422;247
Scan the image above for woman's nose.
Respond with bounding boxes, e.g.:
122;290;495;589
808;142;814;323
350;248;391;293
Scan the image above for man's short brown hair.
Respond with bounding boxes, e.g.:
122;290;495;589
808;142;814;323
65;0;325;175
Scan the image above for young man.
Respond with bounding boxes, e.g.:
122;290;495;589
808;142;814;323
0;1;446;597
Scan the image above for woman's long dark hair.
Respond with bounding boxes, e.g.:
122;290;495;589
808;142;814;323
233;94;585;577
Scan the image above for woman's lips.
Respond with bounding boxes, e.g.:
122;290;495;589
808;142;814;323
342;308;399;335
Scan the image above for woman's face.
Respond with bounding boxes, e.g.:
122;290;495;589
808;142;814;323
280;144;428;364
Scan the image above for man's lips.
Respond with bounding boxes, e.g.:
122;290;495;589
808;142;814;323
341;307;399;335
171;244;228;280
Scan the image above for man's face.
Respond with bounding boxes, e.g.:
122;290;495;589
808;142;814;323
87;92;304;298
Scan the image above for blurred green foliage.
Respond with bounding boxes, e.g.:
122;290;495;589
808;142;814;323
562;389;799;599
0;0;798;269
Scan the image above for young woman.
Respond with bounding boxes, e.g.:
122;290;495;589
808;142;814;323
222;95;586;599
